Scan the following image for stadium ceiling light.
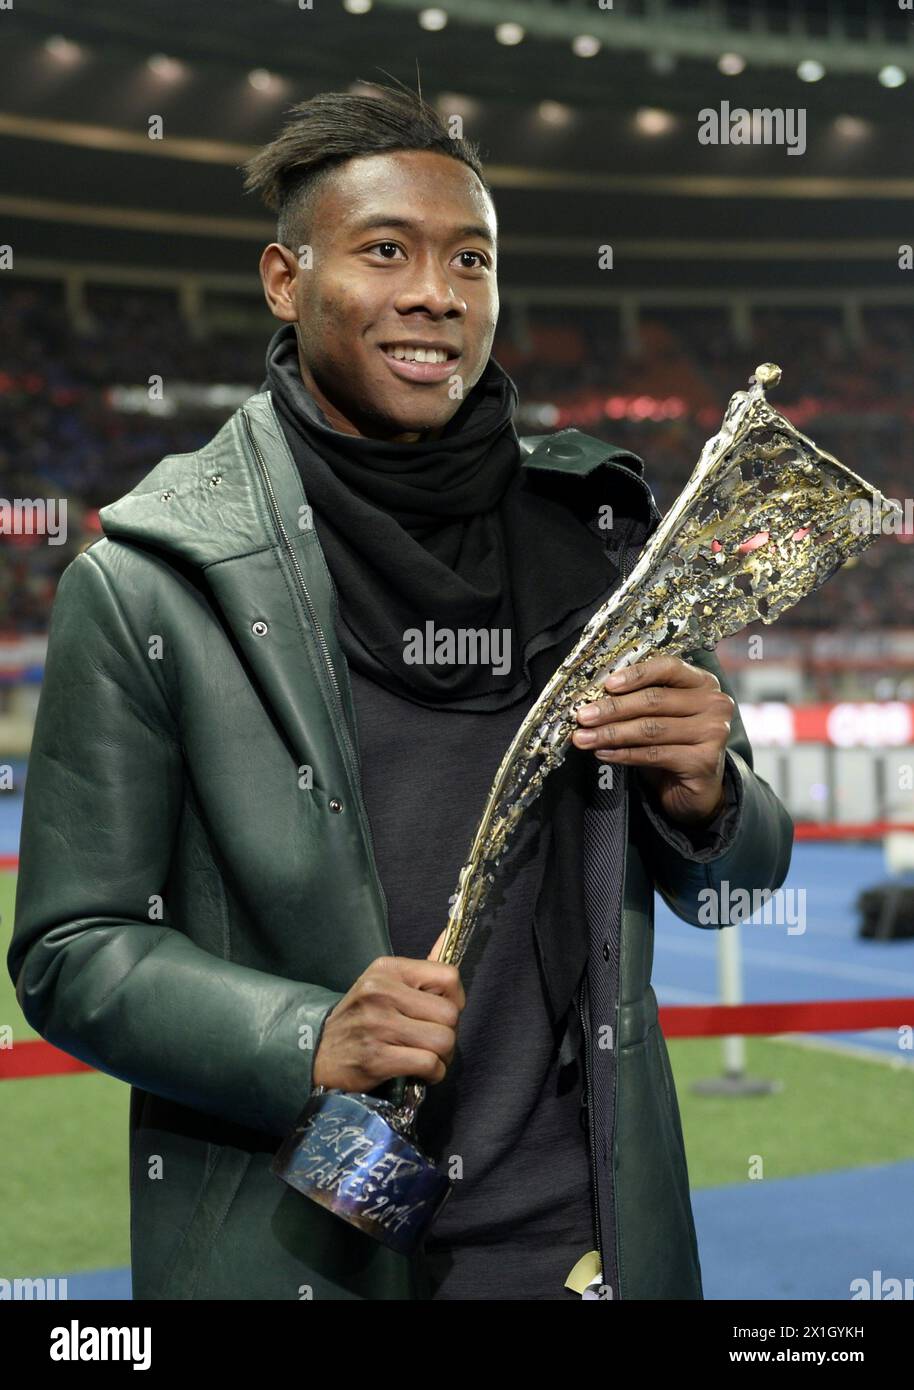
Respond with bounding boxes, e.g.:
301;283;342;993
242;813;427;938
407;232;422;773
878;65;906;88
718;52;746;76
833;114;870;140
437;91;478;120
495;22;524;45
635;106;676;136
572;35;601;58
343;0;373;11
248;68;283;93
147;54;184;80
797;59;825;82
43;35;83;63
418;7;448;30
537;100;573;126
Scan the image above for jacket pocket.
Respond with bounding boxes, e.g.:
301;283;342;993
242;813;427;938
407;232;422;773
615;1025;703;1299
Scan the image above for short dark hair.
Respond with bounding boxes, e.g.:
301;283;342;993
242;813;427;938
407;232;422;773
241;79;490;250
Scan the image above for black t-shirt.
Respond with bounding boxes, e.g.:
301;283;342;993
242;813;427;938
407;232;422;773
348;666;596;1301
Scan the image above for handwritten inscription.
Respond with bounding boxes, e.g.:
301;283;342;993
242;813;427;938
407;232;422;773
294;1113;430;1233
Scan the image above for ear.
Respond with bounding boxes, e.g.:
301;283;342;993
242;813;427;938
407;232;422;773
259;243;299;324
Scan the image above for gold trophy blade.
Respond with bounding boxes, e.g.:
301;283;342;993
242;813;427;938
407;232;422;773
386;363;899;1135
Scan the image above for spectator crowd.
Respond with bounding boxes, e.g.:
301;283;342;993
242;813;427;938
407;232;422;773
1;279;911;636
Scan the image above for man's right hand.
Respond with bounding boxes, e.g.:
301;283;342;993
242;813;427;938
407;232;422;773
311;928;465;1092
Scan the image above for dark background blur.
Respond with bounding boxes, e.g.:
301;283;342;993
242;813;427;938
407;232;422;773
3;0;914;1307
1;0;913;776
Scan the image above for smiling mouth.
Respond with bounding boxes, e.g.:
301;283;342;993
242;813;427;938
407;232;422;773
379;344;460;364
378;344;462;383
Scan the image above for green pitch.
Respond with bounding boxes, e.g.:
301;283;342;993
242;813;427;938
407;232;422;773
1;870;912;1279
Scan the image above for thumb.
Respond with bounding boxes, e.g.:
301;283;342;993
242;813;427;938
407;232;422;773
427;926;448;962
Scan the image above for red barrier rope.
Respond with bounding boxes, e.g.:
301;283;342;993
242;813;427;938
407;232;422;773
3;998;912;1078
660;997;914;1037
0;825;912;862
2;851;911;1069
2;824;913;863
794;823;914;840
0;1041;94;1078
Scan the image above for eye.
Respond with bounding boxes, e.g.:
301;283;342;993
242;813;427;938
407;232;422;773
455;250;490;270
367;241;405;260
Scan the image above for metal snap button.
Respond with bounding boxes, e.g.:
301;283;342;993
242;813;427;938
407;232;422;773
547;438;582;461
602;940;610;961
160;490;174;501
209;474;223;487
329;798;344;814
252;620;269;636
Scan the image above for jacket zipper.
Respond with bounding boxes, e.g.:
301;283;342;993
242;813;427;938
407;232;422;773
240;407;391;935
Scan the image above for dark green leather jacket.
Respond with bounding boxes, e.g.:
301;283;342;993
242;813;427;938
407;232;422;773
8;392;793;1300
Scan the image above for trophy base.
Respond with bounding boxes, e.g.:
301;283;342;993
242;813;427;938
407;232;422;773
272;1089;452;1255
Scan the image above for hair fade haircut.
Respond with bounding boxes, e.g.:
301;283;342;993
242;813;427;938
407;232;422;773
241;79;491;251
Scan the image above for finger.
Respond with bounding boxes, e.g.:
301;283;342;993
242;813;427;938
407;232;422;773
379;1047;450;1085
595;741;726;779
374;955;465;1007
599;656;720;695
378;1012;457;1061
573;713;713;751
382;976;463;1027
575;685;712;728
590;743;694;771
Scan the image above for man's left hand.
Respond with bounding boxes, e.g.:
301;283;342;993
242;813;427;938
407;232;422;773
571;655;735;828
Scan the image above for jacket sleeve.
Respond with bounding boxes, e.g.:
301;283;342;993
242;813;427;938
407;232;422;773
7;546;343;1136
632;645;794;927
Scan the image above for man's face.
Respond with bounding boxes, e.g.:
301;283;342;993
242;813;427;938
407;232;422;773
261;149;499;441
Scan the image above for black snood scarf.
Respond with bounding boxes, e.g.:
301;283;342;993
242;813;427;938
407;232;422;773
263;322;616;712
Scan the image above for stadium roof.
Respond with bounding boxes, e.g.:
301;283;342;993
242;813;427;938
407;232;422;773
1;0;913;301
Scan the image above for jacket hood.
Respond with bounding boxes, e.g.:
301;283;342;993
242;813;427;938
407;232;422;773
98;392;286;570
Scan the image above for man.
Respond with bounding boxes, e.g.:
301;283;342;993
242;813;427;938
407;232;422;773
9;84;793;1301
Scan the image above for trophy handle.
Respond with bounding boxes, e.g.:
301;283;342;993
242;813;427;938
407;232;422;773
382;908;460;1137
388;1078;426;1136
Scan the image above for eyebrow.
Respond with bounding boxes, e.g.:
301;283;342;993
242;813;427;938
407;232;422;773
347;214;495;246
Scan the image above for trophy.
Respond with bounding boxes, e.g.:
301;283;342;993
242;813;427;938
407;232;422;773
272;363;899;1253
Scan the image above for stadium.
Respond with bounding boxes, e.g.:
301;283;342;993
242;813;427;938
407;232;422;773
1;0;913;1320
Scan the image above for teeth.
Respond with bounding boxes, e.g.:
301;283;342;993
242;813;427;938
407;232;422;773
387;346;450;363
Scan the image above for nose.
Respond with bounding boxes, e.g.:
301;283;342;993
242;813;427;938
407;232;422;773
394;253;467;318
